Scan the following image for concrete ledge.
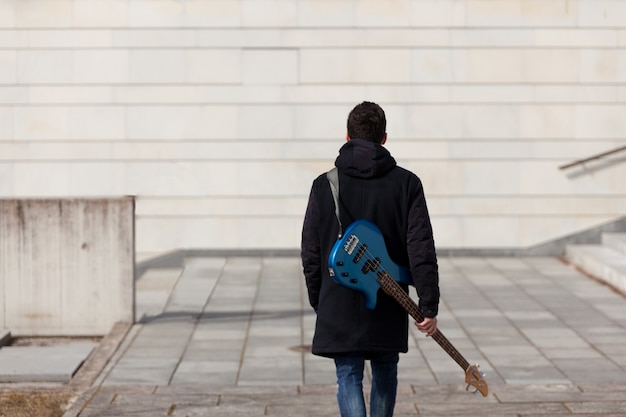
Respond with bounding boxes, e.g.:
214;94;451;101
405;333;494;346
134;217;626;266
0;330;10;347
603;233;626;256
443;216;626;257
69;322;133;388
566;245;626;295
0;197;135;336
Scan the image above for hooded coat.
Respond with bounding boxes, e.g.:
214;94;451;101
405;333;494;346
301;139;440;357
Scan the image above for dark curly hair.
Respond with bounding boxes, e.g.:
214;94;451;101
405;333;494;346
346;101;386;144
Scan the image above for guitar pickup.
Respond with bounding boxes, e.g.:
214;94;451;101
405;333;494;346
362;258;380;274
353;244;367;263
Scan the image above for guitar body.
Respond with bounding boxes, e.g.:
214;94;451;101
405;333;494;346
328;220;412;310
327;219;489;397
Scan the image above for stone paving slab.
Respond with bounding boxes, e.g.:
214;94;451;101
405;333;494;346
64;383;626;417
59;254;626;416
0;343;96;383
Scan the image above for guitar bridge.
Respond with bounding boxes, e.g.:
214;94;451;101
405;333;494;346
344;235;359;255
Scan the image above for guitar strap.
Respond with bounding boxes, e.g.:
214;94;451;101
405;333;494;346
326;167;342;238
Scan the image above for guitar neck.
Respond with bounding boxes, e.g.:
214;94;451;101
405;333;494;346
377;271;470;371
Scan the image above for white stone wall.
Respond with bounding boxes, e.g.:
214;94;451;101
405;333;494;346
0;0;625;254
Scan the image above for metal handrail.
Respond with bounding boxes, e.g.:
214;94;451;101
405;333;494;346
559;145;626;170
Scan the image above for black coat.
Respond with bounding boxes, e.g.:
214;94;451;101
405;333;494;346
301;139;440;357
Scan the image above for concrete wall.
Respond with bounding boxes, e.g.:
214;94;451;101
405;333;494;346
0;198;135;336
0;0;625;255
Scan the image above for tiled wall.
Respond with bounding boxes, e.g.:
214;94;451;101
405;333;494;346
1;0;625;254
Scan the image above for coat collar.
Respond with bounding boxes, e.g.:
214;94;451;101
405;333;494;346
335;139;396;179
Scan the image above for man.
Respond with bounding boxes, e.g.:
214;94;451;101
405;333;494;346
301;101;440;417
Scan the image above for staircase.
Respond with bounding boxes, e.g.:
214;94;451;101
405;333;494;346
566;233;626;295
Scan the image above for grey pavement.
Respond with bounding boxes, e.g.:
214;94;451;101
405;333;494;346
63;255;626;416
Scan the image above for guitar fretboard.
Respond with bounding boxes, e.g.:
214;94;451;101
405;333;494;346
377;271;470;371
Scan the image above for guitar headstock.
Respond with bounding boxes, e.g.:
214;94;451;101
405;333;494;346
465;364;488;397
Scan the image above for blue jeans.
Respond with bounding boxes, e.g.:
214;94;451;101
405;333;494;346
334;353;399;417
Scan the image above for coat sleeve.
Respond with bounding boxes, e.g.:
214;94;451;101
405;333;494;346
301;182;322;312
406;177;440;318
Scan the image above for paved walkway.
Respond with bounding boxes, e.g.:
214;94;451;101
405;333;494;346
64;255;626;416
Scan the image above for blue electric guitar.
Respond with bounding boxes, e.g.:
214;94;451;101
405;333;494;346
328;219;488;397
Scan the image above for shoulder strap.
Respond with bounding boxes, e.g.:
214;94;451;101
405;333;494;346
326;167;342;238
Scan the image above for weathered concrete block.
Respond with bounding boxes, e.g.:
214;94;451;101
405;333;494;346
0;197;135;336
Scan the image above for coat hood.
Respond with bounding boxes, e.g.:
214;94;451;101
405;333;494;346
335;139;397;179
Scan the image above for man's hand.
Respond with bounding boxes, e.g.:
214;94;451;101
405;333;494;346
415;317;437;337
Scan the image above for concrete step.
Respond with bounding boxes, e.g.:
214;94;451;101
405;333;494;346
602;232;626;256
0;342;96;383
565;244;626;294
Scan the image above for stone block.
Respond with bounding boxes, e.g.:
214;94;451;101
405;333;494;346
354;0;411;27
300;49;411;83
293;105;345;140
68;163;126;196
126;105;238;140
13;163;70;195
0;1;15;27
238;105;294;139
580;50;626;83
579;0;626;26
0;108;13;140
576;105;626;139
130;49;186;83
0;31;17;48
466;0;523;26
410;0;466;27
15;0;72;27
128;0;185;27
187;49;241;83
17;50;73;83
242;49;297;85
0;163;13;195
74;50;129;83
73;0;129;27
184;0;241;27
20;29;112;48
524;49;579;83
69;106;125;140
241;0;297;27
14;106;69;140
466;49;523;82
535;28;618;47
405;105;464;139
411;49;458;83
0;51;16;83
297;1;353;27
